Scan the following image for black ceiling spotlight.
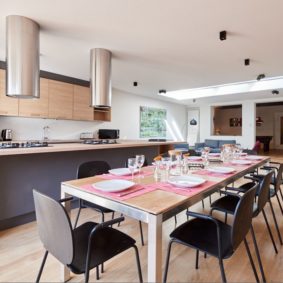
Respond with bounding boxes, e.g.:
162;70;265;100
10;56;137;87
219;30;227;41
256;74;265;81
159;89;166;94
272;89;279;95
133;81;138;87
244;58;250;66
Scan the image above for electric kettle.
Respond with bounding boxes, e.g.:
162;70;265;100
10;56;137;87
1;129;12;141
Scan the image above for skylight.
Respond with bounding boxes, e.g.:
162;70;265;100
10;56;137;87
158;76;283;100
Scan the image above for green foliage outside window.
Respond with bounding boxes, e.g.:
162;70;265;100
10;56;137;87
140;106;166;138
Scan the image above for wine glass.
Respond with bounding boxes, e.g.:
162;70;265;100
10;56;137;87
128;158;137;180
136;155;145;178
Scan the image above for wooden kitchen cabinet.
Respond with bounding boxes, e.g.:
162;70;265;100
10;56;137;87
0;69;19;116
19;78;49;118
48;80;74;120
73;85;94;121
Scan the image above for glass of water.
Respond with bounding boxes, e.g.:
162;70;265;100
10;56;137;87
128;158;137;180
135;155;145;178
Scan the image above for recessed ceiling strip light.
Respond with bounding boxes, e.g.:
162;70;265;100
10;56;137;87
159;76;283;100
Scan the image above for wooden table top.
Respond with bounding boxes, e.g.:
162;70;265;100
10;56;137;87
62;156;270;215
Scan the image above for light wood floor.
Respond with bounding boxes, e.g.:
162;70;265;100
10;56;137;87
1;152;283;282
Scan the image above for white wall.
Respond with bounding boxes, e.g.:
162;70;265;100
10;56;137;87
0;89;187;141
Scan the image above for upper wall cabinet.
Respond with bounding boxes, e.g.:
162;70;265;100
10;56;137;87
0;69;19;116
19;78;49;118
48;80;74;120
73;85;94;121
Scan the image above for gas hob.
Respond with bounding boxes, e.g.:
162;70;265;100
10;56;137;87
0;141;49;149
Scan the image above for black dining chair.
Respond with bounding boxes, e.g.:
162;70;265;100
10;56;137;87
163;184;259;283
74;161;114;228
33;190;143;283
210;171;276;282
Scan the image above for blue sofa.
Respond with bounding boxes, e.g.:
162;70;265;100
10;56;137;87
195;139;236;153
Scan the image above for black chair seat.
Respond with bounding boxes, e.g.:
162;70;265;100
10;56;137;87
170;218;233;258
70;222;136;274
82;200;113;214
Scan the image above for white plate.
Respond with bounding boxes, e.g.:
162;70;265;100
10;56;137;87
109;168;138;176
208;167;235;174
92;179;135;192
231;160;252;165
187;156;203;161
245;155;263;160
168;176;206;188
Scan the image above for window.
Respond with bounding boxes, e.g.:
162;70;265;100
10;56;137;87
140;106;166;138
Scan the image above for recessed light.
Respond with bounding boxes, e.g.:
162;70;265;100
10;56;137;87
257;74;265;81
133;81;138;87
244;58;250;66
159;89;166;94
272;89;279;95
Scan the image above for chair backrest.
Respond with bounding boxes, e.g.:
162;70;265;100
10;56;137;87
257;170;274;213
274;163;283;193
33;190;74;265
77;160;111;179
231;184;257;249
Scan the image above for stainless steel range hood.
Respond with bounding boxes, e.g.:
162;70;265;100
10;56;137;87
6;15;40;98
90;48;111;109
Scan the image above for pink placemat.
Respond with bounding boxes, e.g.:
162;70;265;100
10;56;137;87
144;180;217;197
192;169;237;178
80;183;156;200
100;170;153;180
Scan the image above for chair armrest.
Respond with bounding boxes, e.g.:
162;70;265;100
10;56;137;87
270;161;280;165
90;216;125;235
222;187;248;194
186;211;219;225
58;197;73;203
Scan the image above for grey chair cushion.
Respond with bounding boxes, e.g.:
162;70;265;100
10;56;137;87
204;139;219;148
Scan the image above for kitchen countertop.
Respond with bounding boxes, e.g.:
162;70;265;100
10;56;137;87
0;140;184;156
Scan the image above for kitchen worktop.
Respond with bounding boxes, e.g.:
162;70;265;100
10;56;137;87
0;140;183;156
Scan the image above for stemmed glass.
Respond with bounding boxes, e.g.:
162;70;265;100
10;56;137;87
128;158;137;180
136;155;145;178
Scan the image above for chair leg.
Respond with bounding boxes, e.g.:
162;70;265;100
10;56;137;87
139;221;145;246
195;249;199;269
275;193;283;215
96;266;100;280
262;208;278;254
279;186;283;202
74;199;83;228
36;250;48;283
118;213;123;227
224;212;227;224
209;195;212;205
244;238;260;283
101;263;104;273
201;199;205;209
101;212;105;223
174;215;177;225
163;240;174;283
110;211;115;227
250;224;266;283
133;245;143;283
186;208;189;220
269;200;283;245
218;258;227;283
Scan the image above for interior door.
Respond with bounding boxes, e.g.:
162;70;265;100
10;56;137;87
274;112;283;149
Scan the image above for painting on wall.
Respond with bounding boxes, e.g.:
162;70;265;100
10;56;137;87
140;106;166;138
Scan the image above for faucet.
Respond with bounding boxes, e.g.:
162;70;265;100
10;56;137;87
43;126;50;140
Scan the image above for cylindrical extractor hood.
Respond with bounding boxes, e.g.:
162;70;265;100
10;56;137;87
6;15;40;98
90;48;112;109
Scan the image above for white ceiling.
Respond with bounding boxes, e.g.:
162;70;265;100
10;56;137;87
1;0;283;106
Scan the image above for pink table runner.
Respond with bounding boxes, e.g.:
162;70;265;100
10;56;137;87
144;180;217;197
80;183;156;200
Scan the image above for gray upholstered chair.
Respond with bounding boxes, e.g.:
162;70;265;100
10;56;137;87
33;190;143;283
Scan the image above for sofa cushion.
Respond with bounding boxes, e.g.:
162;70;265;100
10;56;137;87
204;139;219;148
218;140;236;147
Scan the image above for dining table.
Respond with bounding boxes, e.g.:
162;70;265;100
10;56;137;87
60;155;270;282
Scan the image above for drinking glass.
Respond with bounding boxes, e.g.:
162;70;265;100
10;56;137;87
161;157;171;181
135;155;145;178
128;158;137;180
